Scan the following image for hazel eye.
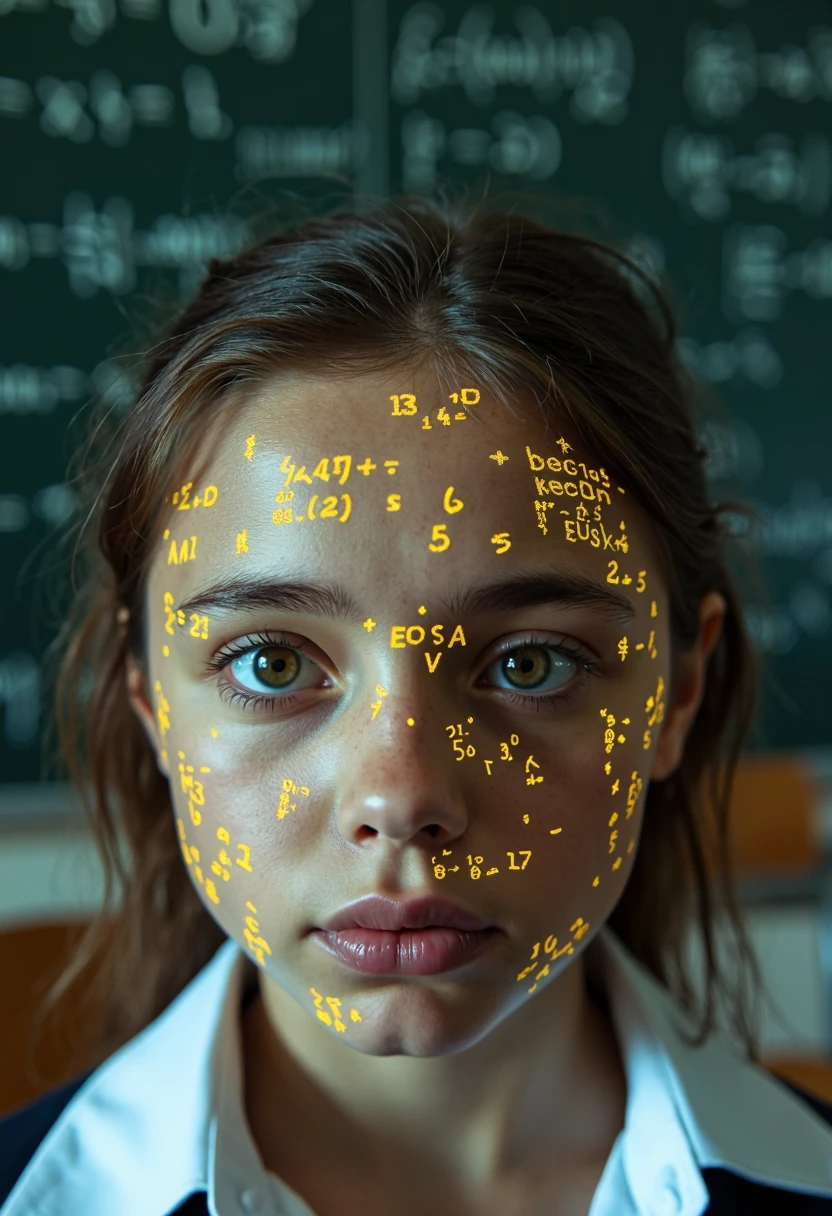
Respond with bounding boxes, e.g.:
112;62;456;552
229;644;322;695
484;644;578;695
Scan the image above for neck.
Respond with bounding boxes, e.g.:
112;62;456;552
242;951;627;1192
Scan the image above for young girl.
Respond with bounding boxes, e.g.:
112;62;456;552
2;193;832;1216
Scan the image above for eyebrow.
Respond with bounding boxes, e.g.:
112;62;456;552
177;568;636;627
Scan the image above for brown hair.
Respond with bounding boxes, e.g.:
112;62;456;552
39;189;764;1080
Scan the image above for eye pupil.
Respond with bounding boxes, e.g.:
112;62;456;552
504;646;549;688
250;645;299;688
255;652;287;674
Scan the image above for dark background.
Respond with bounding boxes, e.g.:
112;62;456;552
0;0;830;790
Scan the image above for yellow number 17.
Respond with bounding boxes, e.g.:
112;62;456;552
507;851;532;870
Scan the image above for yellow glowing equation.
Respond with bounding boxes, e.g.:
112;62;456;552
164;592;208;641
517;918;591;992
389;387;480;431
280;452;398;488
166;535;198;565
431;847;531;880
643;676;666;749
154;679;171;739
310;988;362;1032
176;817;220;907
164;481;219;511
178;748;210;826
244;901;272;965
273;496;351;525
277;777;310;820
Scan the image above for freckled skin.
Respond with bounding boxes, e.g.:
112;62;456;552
137;365;680;1060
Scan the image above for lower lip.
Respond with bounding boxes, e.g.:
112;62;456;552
311;927;499;976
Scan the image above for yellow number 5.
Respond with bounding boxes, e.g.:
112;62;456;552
428;524;450;552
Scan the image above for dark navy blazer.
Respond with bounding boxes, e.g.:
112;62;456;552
3;1068;832;1213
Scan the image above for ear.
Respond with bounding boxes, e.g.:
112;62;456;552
120;608;170;778
649;591;726;783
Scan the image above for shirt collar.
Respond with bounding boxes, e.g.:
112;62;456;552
4;937;244;1216
591;926;832;1205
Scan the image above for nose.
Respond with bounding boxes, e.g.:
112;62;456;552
334;704;469;849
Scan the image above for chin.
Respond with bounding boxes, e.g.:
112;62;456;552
340;985;506;1058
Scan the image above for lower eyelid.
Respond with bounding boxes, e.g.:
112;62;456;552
217;680;298;714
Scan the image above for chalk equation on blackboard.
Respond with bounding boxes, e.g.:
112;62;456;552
391;8;634;123
0;0;313;60
0;195;247;296
684;23;832;121
663;129;831;222
0;365;87;415
400;111;562;192
723;224;832;322
0;68;366;179
677;329;783;391
0;67;232;145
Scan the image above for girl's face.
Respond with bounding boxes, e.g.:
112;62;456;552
136;366;675;1056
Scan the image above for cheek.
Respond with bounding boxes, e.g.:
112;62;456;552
505;719;652;996
449;717;647;941
504;715;646;861
504;709;650;932
170;730;317;865
167;728;318;959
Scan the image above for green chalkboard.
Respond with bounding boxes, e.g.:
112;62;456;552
0;0;830;793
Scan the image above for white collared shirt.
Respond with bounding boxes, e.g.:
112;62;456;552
4;925;832;1216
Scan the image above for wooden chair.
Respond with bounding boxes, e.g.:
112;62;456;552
725;753;822;884
0;920;93;1119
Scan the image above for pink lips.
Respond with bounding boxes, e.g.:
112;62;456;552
311;895;499;976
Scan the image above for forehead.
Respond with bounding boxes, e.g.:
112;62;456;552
151;365;658;610
232;366;542;490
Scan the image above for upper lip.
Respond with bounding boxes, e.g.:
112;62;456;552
318;895;493;933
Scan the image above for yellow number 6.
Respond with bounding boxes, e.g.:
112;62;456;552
443;485;463;514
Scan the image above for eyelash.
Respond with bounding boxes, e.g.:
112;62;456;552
206;630;599;717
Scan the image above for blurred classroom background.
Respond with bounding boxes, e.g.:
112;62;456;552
1;0;831;1117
